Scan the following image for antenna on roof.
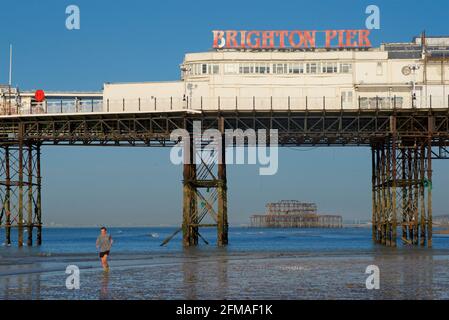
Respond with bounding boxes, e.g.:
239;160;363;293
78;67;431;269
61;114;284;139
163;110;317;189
421;31;426;56
8;44;12;86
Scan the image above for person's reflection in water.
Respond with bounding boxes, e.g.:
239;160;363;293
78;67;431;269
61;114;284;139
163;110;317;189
100;271;110;300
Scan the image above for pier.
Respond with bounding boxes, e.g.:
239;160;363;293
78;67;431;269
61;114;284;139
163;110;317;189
250;214;343;228
0;93;448;247
250;200;343;228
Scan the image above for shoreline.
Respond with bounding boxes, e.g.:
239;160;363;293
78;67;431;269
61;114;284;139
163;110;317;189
1;248;449;300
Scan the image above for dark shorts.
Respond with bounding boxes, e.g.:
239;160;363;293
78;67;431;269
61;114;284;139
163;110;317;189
99;250;110;258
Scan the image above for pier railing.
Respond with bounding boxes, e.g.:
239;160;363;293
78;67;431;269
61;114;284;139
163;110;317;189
1;94;448;116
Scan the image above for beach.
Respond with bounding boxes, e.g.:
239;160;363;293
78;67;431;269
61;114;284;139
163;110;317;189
1;227;449;299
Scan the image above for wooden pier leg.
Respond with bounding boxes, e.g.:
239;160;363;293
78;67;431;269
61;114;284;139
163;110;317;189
371;146;377;242
407;148;413;242
217;118;228;246
401;148;407;243
191;163;198;246
419;144;426;246
4;146;11;245
391;135;397;247
385;144;391;246
376;146;382;242
413;147;419;245
182;134;198;247
380;146;387;245
17;125;24;247
427;138;433;248
27;144;33;246
36;144;42;246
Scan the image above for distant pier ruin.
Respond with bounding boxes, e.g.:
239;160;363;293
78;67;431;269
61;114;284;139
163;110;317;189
250;200;343;228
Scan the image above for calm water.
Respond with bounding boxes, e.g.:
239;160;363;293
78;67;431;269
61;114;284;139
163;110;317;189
1;227;449;299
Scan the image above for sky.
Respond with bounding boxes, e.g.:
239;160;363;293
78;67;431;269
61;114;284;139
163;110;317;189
0;0;448;226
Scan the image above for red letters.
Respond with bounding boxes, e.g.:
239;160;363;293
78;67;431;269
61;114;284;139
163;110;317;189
246;31;261;48
303;31;316;48
226;30;238;48
325;30;337;48
358;29;371;47
240;30;247;47
262;31;275;48
212;30;225;48
346;30;358;47
212;29;371;49
288;31;304;48
276;31;289;48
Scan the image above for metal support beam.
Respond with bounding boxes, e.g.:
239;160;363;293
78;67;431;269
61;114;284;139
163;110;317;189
18;127;24;247
36;145;42;245
217;117;228;246
427;137;433;247
0;143;42;246
181;118;228;247
182;133;198;246
371;135;432;247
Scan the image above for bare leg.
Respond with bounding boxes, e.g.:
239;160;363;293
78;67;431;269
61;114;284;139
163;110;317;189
101;254;109;271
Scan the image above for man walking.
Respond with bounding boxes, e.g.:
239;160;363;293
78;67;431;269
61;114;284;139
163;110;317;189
96;226;113;272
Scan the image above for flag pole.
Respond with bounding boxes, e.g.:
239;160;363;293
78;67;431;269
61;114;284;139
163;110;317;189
9;44;12;86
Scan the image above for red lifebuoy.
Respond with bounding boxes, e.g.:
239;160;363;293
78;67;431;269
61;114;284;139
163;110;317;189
35;90;45;102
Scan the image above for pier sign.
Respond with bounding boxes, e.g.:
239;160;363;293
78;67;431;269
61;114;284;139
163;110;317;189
212;29;371;49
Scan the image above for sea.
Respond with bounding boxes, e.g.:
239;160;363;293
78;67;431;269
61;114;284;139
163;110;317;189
1;227;449;300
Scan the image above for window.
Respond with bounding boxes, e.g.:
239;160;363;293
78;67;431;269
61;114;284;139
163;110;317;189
359;96;403;109
208;64;219;74
322;62;337;73
341;91;353;107
394;96;403;108
205;61;356;76
321;63;327;73
273;63;287;74
224;64;238;74
188;63;220;75
306;62;318;74
255;63;270;74
239;63;254;74
340;63;352;73
289;63;304;74
191;64;202;75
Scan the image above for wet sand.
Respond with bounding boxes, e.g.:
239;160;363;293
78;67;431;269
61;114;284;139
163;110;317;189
1;249;449;300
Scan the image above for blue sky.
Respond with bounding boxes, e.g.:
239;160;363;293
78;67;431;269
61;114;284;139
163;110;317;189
1;0;448;226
